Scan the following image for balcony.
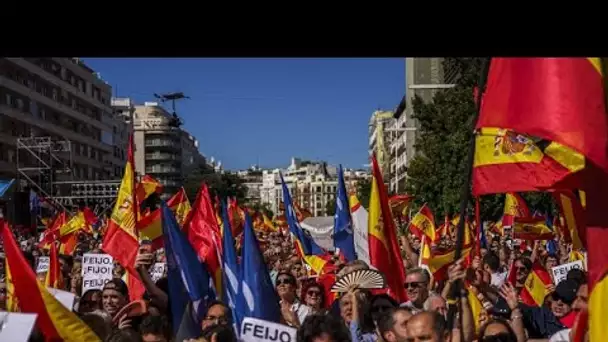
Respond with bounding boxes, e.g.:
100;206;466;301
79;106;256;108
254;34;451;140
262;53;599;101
145;166;180;174
145;139;180;148
145;153;180;161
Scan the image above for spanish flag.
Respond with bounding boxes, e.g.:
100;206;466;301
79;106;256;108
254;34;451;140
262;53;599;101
389;194;413;220
502;193;530;227
102;135;142;300
135;174;163;204
5;258;17;312
2;221;101;341
553;190;586;250
520;261;553;307
45;241;64;289
167;187;191;227
369;155;407;302
137;209;163;250
512;217;555;241
410;204;438;243
263;213;277;232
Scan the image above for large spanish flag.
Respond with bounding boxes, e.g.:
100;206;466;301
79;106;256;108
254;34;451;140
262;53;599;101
502;193;530;227
553;190;586;250
369;155;407;302
512;217;555;241
520;261;553;307
2;221;100;341
409;204;438;243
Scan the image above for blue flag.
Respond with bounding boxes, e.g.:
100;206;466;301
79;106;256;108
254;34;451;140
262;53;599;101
280;173;325;256
239;212;281;322
333;165;355;261
0;179;14;198
162;202;215;339
221;201;242;328
480;221;488;249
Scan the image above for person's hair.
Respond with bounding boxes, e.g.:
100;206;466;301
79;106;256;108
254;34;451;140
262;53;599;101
276;271;297;285
207;300;233;325
423;293;446;311
102;278;129;298
80;312;112;341
377;307;412;338
483;252;501;272
337;259;369;277
106;328;143;342
567;268;587;286
479;318;518;341
297;314;351;342
139;315;170;340
300;282;326;308
515;257;532;270
407;267;431;283
201;321;238;342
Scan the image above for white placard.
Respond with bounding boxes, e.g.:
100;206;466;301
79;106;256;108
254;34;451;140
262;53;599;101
551;260;584;285
81;253;114;293
149;263;166;283
36;256;50;274
0;312;38;342
241;317;297;342
46;287;76;311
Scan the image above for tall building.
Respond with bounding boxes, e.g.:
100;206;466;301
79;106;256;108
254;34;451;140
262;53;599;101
132;102;204;198
260;158;369;217
0;58;121;193
236;166;263;204
388;58;458;193
109;97;134;178
368;110;395;177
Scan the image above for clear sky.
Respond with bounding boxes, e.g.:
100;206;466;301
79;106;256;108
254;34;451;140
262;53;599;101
84;58;405;170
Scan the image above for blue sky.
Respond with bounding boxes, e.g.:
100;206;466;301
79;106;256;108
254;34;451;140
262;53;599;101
84;58;405;170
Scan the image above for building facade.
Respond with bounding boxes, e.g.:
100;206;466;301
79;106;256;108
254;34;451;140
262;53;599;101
368;110;395;178
132;102;204;198
259;158;369;217
388;58;458;194
0;58;122;194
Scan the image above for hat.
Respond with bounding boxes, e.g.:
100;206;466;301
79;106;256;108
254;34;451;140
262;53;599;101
553;279;579;305
102;279;129;298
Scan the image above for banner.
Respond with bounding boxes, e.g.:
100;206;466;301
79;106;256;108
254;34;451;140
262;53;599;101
149;263;166;283
0;312;37;342
81;253;114;293
36;257;50;274
551;260;584;285
241;317;297;342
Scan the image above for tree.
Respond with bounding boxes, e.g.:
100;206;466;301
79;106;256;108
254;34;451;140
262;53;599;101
183;162;247;205
325;200;336;217
355;178;372;210
251;202;274;219
403;58;554;222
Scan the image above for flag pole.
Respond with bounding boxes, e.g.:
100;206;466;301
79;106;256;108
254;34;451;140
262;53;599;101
446;58;492;332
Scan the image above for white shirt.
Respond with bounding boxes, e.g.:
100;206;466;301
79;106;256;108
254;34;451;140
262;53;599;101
549;328;571;342
491;271;508;288
281;300;312;326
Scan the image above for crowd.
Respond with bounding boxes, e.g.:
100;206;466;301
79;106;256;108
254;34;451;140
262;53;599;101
0;215;589;342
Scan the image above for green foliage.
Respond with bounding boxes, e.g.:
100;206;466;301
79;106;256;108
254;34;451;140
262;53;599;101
325;200;336;217
356;178;372;210
403;58;555;222
250;202;274;219
183;162;247;205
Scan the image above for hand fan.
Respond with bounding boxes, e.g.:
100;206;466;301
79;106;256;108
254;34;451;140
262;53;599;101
331;269;386;293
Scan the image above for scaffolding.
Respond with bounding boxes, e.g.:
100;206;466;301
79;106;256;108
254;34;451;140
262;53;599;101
16;136;73;212
52;180;121;217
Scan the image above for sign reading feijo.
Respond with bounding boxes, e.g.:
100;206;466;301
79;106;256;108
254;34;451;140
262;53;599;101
81;253;114;293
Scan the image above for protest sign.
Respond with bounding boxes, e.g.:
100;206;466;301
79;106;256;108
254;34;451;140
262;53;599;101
0;312;37;342
241;317;297;342
81;253;114;293
36;256;50;274
149;263;166;283
551;260;584;285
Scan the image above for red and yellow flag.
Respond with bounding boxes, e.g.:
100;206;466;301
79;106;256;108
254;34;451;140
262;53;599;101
167;187;192;227
368;155;407;302
263;213;277;232
2;221;100;341
389;194;413;220
502;193;530;227
553;190;586;250
410;204;438;243
419;235;472;282
520;261;553;307
137;209;163;250
512;217;555;241
45;241;64;289
135;174;163;204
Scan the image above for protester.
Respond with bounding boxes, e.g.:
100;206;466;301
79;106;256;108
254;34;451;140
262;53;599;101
401;268;431;314
277;271;312;327
297;314;352;342
377;307;412;342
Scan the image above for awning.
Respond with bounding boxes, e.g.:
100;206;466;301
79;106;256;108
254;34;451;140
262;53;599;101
0;179;15;198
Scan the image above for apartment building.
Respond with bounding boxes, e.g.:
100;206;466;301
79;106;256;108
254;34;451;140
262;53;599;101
388;58;458;193
0;58;120;187
260;158;369;217
368;110;395;178
133;102;204;198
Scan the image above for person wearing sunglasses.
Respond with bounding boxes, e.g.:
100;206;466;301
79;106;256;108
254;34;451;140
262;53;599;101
400;268;430;314
301;282;326;314
478;318;518;342
276;271;311;328
512;257;532;293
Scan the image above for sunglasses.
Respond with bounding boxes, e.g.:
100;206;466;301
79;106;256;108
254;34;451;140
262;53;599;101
277;278;295;286
481;332;516;342
307;290;321;296
515;266;528;272
404;281;426;289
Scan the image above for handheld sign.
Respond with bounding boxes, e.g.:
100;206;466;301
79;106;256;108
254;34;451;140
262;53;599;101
149;263;166;283
81;253;114;293
36;257;50;274
551;260;584;285
241;317;297;342
0;312;38;342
